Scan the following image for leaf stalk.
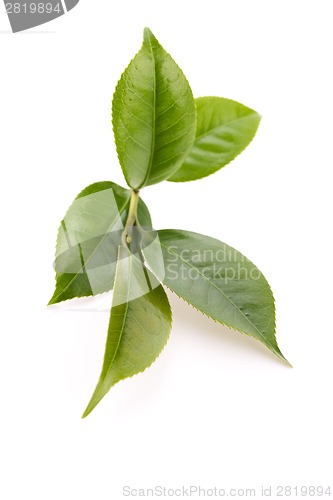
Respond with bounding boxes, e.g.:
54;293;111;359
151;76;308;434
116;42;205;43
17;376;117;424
122;189;140;245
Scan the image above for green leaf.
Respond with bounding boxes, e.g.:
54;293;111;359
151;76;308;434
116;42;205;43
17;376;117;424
48;181;152;305
112;27;196;189
82;246;172;418
168;97;261;182
142;229;289;364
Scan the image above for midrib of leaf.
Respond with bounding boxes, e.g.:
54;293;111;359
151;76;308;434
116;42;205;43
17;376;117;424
159;241;276;349
194;113;257;143
51;195;131;302
61;219;72;248
138;32;156;189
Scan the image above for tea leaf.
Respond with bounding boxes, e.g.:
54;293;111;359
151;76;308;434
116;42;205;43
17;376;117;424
82;246;171;418
112;27;196;189
169;97;261;182
142;229;288;364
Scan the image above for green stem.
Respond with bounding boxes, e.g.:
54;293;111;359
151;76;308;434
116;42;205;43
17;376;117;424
122;190;140;246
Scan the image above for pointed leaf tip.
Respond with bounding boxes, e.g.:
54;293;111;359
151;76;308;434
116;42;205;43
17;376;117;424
143;26;154;39
275;350;292;367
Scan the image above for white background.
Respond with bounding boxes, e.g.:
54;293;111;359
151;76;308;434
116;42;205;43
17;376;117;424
1;1;332;498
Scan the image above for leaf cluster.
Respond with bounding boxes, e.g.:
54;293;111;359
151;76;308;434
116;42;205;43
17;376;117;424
49;28;289;418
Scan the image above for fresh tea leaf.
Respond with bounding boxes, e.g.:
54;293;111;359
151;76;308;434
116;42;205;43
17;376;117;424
168;97;261;182
142;229;288;364
112;27;196;189
49;181;151;305
82;246;171;417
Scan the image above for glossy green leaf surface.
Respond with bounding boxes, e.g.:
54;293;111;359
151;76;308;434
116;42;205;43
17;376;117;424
112;27;196;189
49;181;151;305
82;246;171;418
168;97;261;182
142;229;288;363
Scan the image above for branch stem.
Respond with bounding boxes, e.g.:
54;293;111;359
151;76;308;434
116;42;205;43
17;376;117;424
122;190;140;245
